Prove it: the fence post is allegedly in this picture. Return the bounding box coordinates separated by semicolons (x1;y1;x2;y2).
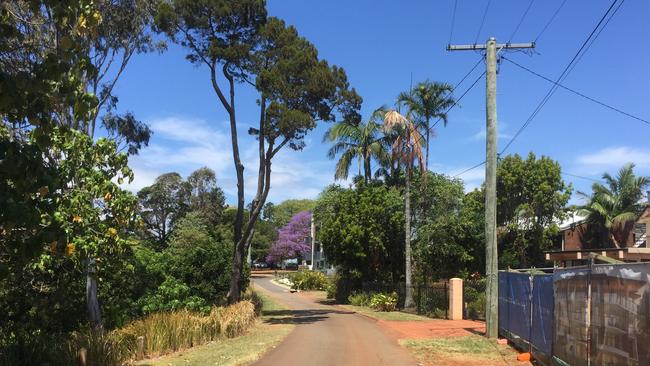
449;278;463;320
137;335;145;360
77;348;87;366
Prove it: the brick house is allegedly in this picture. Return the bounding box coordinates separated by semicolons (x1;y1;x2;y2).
547;205;650;265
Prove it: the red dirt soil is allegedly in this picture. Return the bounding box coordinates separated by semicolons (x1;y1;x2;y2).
377;318;486;339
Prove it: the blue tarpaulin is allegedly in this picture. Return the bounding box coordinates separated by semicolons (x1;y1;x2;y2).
531;275;554;355
498;271;554;356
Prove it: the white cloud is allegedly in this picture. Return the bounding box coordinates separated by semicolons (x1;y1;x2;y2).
576;147;650;168
125;116;233;192
150;116;228;148
467;121;511;141
445;165;485;192
125;115;339;203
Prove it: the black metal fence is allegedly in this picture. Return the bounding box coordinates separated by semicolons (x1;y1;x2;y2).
463;278;486;320
360;281;448;318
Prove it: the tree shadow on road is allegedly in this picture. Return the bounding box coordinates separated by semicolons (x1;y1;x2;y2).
263;308;355;325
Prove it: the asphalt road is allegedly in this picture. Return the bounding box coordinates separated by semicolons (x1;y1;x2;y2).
251;275;419;366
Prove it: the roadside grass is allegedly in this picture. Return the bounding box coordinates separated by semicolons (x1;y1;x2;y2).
340;305;431;321
400;334;521;366
137;291;294;366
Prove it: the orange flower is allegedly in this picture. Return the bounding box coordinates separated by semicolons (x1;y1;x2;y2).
104;192;112;201
72;215;82;223
66;243;75;256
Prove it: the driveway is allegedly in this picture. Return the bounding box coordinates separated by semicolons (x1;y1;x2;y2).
251;274;419;366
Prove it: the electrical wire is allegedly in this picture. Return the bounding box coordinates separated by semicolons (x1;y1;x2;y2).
563;0;624;79
535;0;568;42
453;160;486;178
562;172;604;183
502;56;649;126
448;0;458;45
474;0;492;45
508;0;536;43
431;69;486;130
500;0;623;155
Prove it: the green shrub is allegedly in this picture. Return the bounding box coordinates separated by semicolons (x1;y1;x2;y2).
326;282;336;299
369;292;398;312
139;276;211;315
289;270;329;291
467;293;486;320
348;292;372;306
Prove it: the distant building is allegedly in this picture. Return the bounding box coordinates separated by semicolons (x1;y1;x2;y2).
546;205;650;266
305;216;334;274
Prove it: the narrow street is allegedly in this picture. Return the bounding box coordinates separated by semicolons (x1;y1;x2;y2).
251;275;419;366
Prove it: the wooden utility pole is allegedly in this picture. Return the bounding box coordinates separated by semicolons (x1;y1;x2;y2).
447;38;534;338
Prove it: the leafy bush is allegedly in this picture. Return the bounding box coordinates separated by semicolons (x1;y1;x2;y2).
464;279;486;320
326;281;336;299
369;292;398;311
289;270;330;290
348;292;372;306
466;293;486;320
139;276;210;315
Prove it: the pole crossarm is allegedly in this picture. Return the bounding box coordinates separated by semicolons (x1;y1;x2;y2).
447;42;535;51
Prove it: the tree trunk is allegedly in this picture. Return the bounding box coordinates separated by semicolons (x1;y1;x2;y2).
86;258;102;328
364;156;371;184
222;68;246;305
404;159;414;309
425;118;430;173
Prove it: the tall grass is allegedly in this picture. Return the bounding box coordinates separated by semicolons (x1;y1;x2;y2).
1;300;258;366
116;300;256;359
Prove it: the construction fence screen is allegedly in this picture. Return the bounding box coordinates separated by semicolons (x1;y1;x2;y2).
498;271;554;357
554;262;650;366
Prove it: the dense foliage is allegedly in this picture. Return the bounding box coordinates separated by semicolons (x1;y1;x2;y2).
578;163;649;248
156;0;362;303
315;183;405;301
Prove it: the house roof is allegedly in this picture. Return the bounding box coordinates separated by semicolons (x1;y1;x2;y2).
557;211;588;231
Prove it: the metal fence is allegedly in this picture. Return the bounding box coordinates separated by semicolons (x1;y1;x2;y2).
463;278;486;320
361;281;448;318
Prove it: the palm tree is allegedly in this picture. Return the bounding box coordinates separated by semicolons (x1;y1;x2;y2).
578;163;650;248
397;81;455;172
383;109;424;308
324;108;387;184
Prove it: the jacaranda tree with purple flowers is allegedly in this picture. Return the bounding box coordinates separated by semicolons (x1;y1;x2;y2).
266;211;312;265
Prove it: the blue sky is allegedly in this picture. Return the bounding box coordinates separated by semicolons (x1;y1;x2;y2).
109;0;650;205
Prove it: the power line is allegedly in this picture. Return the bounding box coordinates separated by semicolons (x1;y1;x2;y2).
452;57;483;92
502;56;650;126
474;0;492;45
453;160;486;178
448;0;458;45
500;0;623;155
508;0;536;43
431;69;486;130
562;172;604;183
535;0;568;42
564;0;624;79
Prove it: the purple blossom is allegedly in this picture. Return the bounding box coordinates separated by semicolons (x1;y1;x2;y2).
266;211;312;263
